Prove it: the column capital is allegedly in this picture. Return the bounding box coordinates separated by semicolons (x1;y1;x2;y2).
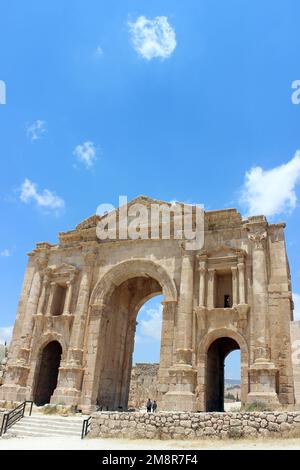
161;300;177;306
207;268;216;279
197;258;207;273
82;249;97;266
35;255;49;271
42;274;50;286
178;241;196;258
248;230;267;250
196;251;207;261
231;265;238;277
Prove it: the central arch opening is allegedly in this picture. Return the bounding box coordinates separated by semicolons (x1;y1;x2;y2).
96;276;164;411
206;337;240;412
34;341;62;406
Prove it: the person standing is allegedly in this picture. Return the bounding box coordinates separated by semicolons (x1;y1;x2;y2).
152;400;157;413
146;398;152;413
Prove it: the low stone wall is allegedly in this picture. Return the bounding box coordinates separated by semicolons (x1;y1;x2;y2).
90;411;300;440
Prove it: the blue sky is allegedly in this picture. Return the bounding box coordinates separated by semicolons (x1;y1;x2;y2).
1;1;300;380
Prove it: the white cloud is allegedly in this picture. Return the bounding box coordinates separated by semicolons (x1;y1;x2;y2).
240;152;300;217
0;249;11;257
26;120;46;141
73;141;97;169
128;16;176;60
140;304;162;341
293;293;300;321
20;178;65;210
96;46;103;56
0;326;13;345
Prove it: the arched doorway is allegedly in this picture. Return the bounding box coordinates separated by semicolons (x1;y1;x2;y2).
128;294;164;409
34;341;62;406
96;276;163;411
86;259;177;412
206;337;240;412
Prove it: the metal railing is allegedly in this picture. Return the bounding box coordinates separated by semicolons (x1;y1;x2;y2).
81;416;92;439
0;400;33;436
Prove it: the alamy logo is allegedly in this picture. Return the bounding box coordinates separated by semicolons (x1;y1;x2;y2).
96;196;205;251
0;80;6;105
291;80;300;105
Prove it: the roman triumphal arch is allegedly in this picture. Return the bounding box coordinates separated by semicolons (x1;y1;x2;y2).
0;196;297;412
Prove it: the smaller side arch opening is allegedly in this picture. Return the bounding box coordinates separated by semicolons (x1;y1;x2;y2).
206;337;240;412
34;341;62;406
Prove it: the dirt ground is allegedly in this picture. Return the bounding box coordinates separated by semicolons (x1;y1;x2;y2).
0;435;300;450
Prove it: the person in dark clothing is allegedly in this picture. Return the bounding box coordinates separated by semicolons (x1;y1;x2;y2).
146;398;152;413
152;400;157;412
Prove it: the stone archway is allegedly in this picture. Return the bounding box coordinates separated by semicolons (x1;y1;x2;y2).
34;341;62;406
81;259;177;411
90;258;178;305
206;337;240;411
197;329;249;411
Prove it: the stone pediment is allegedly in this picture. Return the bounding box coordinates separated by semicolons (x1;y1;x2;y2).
46;263;78;279
207;246;246;259
75;196;187;231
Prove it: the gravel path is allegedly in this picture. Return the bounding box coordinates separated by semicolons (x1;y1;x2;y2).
0;436;300;450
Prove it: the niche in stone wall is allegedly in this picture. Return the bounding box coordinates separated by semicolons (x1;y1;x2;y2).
51;284;67;316
215;271;233;308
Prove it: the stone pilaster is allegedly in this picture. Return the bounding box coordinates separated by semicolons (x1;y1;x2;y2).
67;251;96;365
197;255;207;307
36;274;49;315
246;221;279;405
207;268;216;309
162;249;197;412
46;282;56;316
237;256;246;304
63;276;74;315
231;266;238;306
157;300;177;394
80;303;110;412
175;251;195;351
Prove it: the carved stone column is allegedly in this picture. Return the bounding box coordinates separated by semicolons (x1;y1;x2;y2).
21;256;48;352
162;249;197;412
36;274;49;315
231;266;238;306
157;300;177;394
63;276;74;315
207;268;216;309
175;251;195;353
246;221;279;405
197;255;207;307
67;251;96;365
46;282;56;316
248;228;269;361
80;303;110;412
237;256;246;304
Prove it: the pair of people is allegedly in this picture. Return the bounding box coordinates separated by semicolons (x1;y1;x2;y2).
146;398;157;413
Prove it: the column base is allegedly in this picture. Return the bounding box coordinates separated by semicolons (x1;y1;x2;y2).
248;361;280;407
247;392;280;407
161;360;197;412
162;390;197;412
0;384;29;403
51;364;84;407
